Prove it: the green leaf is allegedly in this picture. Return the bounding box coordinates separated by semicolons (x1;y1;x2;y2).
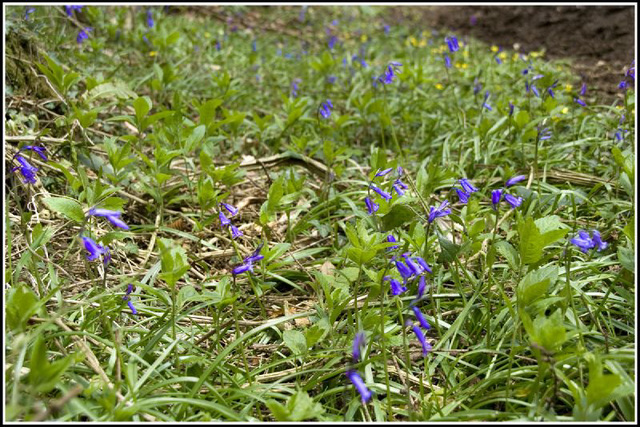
437;233;460;263
380;204;414;231
617;246;635;272
517;264;558;307
305;317;330;348
6;285;39;331
494;240;519;270
529;309;566;353
514;110;530;130
84;81;137;103
42;197;85;223
133;96;152;125
184;125;206;153
283;330;307;356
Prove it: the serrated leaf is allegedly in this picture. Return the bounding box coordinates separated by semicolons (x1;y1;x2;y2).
42;197;85;223
494;240;519;269
84;81;137;103
517;264;558;307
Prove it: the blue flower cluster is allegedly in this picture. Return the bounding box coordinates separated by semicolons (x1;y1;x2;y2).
219;202;242;239
364;166;406;215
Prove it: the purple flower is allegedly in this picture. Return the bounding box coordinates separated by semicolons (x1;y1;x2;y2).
230;224;243;239
385;275;407;295
232;244;264;275
591;230;608;251
371;185;392;202
618;80;627;90
383;24;390;34
386;234;399;251
504;193;523;209
375;168;393;177
25;7;36;20
414;257;432;274
411;306;431;330
491;189;503;209
470;15;477;25
328;35;338;50
428;200;451;223
459;178;478;194
570;230;596;253
417;275;427;299
216;40;221;51
81;236;108;262
352;332;366;362
12;156;39;184
482;92;493;111
456;189;470;204
291;78;301;98
77;27;91;44
219;211;231;227
393;258;412;281
505;175;526;187
509;102;515;116
538;127;552;141
146;8;154;28
444;54;452;69
531;84;540;97
127;300;137;315
626;60;635;80
580;82;587;96
574;98;587;107
20;145;48;161
220;202;239;216
346;370;372;403
364;197;379;215
88;208;130;230
64;5;83;17
402;253;423;276
445;35;459;53
327;75;337;84
319;99;333;119
411;325;432;356
473;78;482;96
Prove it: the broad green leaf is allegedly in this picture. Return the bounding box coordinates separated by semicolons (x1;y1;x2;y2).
517;264;558;307
42;197;85;223
283;330;307;356
381;203;414;231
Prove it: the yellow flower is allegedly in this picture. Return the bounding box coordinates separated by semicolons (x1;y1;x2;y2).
361;34;368;43
562;107;569;114
204;32;211;38
564;84;573;92
410;36;418;47
498;52;508;61
491;45;499;53
418;39;426;47
431;48;440;55
149;51;157;57
530;51;544;58
463;49;469;58
435;83;444;90
512;53;520;61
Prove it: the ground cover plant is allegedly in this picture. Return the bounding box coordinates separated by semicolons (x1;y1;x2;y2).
4;5;636;422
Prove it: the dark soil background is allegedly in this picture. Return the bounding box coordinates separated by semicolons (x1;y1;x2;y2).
410;5;635;102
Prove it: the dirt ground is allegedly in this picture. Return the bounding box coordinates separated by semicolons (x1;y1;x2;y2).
407;5;635;102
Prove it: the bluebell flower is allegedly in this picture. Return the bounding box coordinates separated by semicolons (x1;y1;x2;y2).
417;275;427;299
618;81;627;90
291;78;301;98
385;275;407;296
412;306;431;330
504;193;523;209
445;35;459;53
570;230;595;253
219;211;231;227
505;175;526;187
81;236;109;263
626;60;635;80
509;102;515;116
393;258;412;282
491;189;503;209
375;168;393;177
531;84;540;97
146;8;154;28
346;370;372;403
574;98;587;107
319;99;333;119
456;189;470;204
459;178;478;194
20;145;48;161
392;181;406;196
402;253;423;276
482;91;493;111
444;54;452;69
414;256;432;274
386;234;399;251
411;325;432;356
364;197;379;215
252;39;257;52
473;78;482;96
25;7;36;20
12;155;39;184
371;185;392;201
383;24;390;34
64;5;83;17
591;230;608;251
88;208;130;230
379;62;403;85
538;127;552;141
396;166;404;176
216;40;221;51
220;202;239;216
232;244;264;275
328;35;338;50
580;82;587;96
77;27;91;44
428;200;451;223
122;284;137;314
327;75;337;84
127;300;137;315
230;224;243;239
352;332;366;362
